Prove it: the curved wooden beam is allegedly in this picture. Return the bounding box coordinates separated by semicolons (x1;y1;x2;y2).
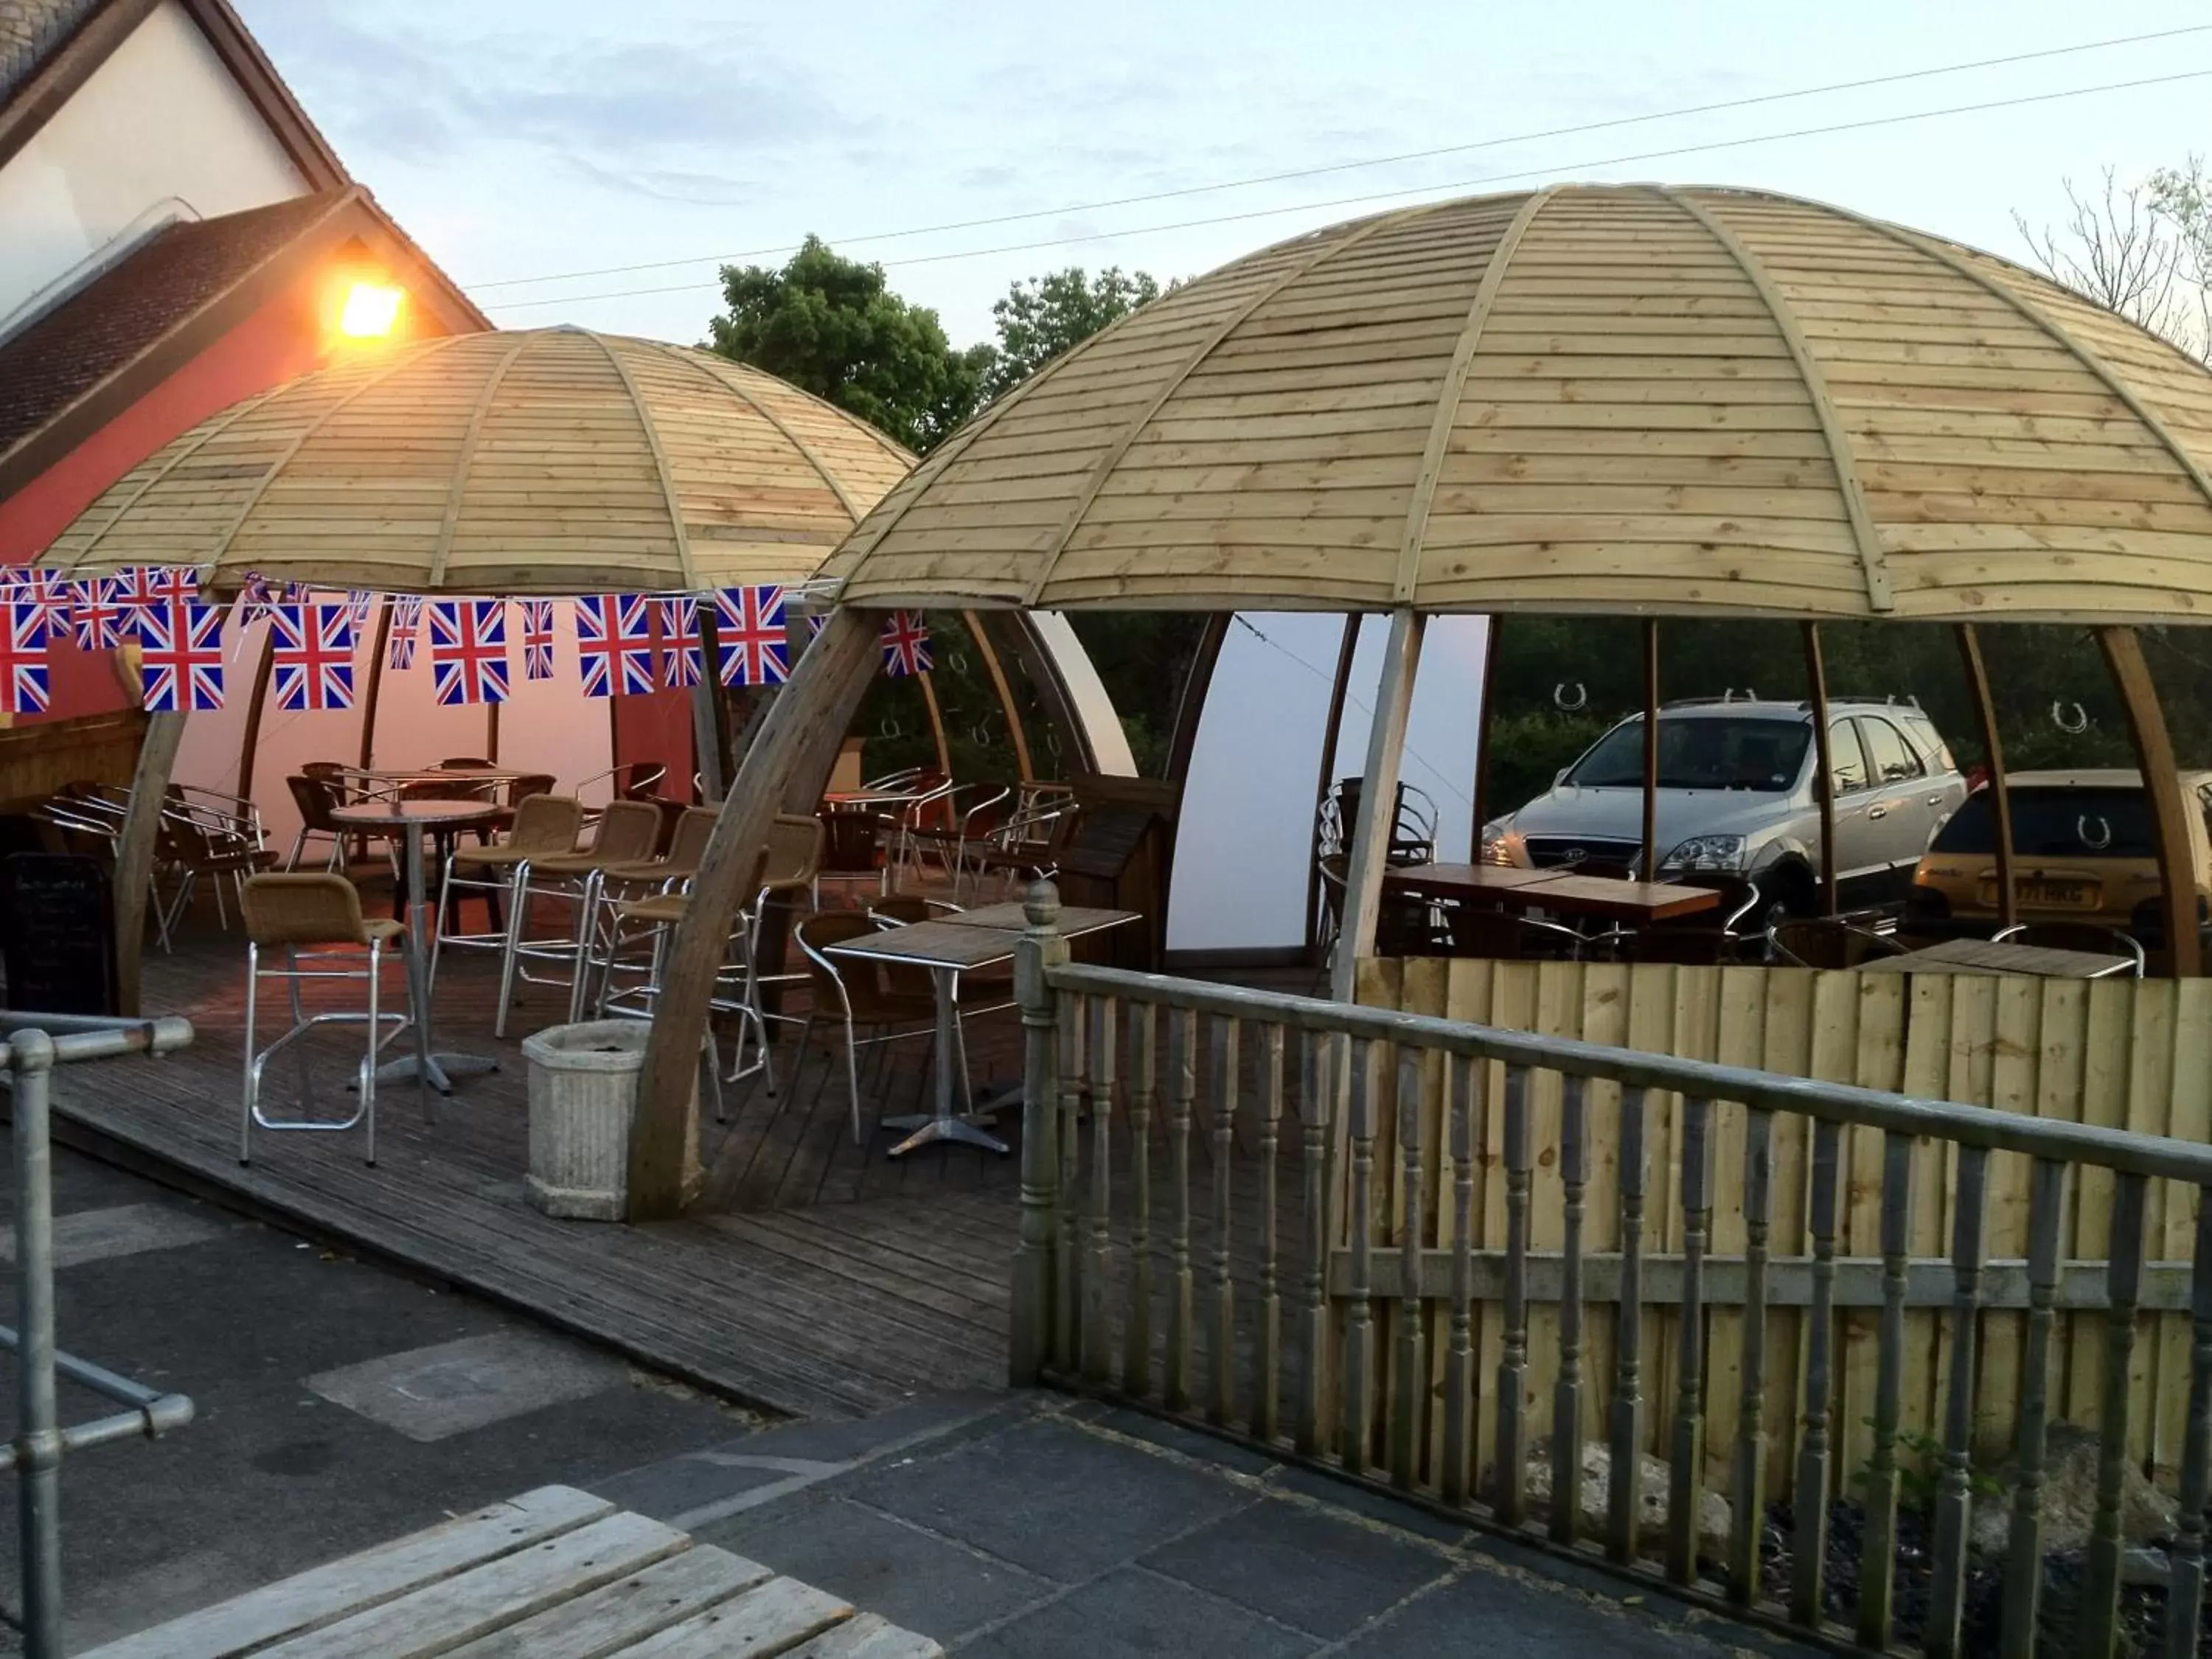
1315;613;1361;947
1020;206;1430;606
358;599;394;769
1392;187;1558;602
112;712;184;1015
629;607;882;1215
427;333;532;589
588;333;699;592
964;611;1033;781
234;621;277;801
1333;608;1425;999
668;351;872;524
2096;626;2199;975
1952;625;2015;929
1165;613;1232;787
1663;189;1893;613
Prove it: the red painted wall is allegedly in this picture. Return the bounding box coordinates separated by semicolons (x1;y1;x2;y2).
610;686;695;799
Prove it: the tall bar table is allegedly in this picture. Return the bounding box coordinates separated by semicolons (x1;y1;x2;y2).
330;799;505;1094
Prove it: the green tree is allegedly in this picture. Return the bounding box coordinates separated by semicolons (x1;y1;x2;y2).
705;235;992;453
982;266;1164;400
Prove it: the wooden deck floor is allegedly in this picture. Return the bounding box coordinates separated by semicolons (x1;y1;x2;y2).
47;922;1026;1422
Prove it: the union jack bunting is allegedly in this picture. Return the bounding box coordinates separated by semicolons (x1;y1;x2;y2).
70;577;127;650
574;594;654;698
522;599;556;681
139;599;224;712
0;602;49;716
879;610;932;678
347;591;376;630
235;574;275;628
112;566;196;638
11;570;72;638
657;596;702;689
429;599;507;706
387;594;422;669
714;585;788;687
270;602;357;712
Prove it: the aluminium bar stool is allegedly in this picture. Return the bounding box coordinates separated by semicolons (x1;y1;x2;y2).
431;793;584;999
240;874;417;1166
579;805;720;1015
495;799;662;1034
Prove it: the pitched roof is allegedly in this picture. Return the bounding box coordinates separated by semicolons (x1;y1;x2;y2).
0;0;345;186
0;0;102;105
0;187;490;497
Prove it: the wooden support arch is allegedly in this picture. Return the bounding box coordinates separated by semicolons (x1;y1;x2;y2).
2096;626;2200;977
1312;615;1362;950
964;611;1033;781
1802;622;1838;918
1331;608;1425;1001
629;607;883;1215
1952;625;2016;930
112;711;185;1015
1165;613;1231;787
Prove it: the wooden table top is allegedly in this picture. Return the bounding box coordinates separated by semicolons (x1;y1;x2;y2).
825;919;1026;970
1858;937;2137;979
1384;863;1720;923
330;799;505;830
937;902;1133;934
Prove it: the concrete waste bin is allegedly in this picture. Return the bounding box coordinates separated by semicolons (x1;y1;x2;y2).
521;1020;699;1219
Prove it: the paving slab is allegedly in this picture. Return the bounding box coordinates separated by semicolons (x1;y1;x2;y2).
306;1329;627;1441
959;1567;1316;1659
0;1201;223;1267
1142;1496;1454;1638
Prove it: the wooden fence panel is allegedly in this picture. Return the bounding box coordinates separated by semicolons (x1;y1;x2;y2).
1356;959;2212;1498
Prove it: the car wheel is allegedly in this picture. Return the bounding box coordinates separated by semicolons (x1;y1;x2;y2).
1754;868;1814;933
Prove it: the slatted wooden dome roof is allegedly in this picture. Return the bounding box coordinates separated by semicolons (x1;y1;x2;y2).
41;327;914;594
824;184;2212;622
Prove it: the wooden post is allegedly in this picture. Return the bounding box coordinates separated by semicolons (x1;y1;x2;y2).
2096;626;2200;976
1331;608;1425;1001
1953;624;2015;928
916;671;952;778
112;712;186;1016
234;623;277;802
1802;622;1838;917
1308;614;1361;959
689;681;725;803
1641;617;1660;882
1011;880;1068;1384
357;599;394;769
1467;613;1500;859
628;607;882;1214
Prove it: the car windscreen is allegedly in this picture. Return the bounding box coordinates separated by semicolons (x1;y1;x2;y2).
1563;716;1811;792
1929;787;2157;858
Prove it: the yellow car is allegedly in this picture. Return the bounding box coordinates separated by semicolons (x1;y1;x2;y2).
1907;768;2212;946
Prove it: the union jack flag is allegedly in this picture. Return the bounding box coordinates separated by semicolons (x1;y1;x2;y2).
235;574;275;628
271;602;357;712
139;599;224;712
714;585;788;686
658;596;702;689
387;595;422;669
429;599;507;706
113;567;198;639
522;599;556;681
71;577;128;650
8;570;73;638
879;610;932;678
575;594;654;698
0;602;49;716
347;591;376;630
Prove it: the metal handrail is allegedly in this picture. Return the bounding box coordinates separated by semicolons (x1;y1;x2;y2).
0;1012;195;1658
1042;958;2212;1184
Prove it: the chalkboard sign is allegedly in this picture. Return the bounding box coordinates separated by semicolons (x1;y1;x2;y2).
0;854;118;1017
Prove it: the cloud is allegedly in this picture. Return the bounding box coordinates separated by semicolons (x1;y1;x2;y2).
242;1;872;184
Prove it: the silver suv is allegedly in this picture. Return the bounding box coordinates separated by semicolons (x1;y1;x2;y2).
1478;696;1968;916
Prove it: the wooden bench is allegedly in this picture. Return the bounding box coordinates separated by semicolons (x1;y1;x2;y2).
81;1484;942;1659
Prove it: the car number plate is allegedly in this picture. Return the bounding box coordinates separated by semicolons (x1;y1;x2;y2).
2016;879;2093;908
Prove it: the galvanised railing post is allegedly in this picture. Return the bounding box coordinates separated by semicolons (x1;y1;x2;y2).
12;1029;61;1659
1011;881;1069;1386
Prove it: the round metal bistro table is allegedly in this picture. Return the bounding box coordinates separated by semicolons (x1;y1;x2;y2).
330;799;506;1094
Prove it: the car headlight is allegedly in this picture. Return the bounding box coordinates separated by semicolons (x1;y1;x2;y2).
1478;822;1518;867
1660;834;1747;872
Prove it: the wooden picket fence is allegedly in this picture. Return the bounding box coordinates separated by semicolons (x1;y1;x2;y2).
1357;956;2212;1489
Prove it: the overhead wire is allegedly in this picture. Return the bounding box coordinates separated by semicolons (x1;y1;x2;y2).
465;23;2210;292
479;63;2212;313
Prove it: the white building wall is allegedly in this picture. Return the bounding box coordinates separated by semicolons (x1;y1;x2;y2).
0;0;306;325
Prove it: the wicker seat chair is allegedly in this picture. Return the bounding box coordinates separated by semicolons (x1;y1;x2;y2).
240;874;417;1166
495;800;661;1034
431;793;585;990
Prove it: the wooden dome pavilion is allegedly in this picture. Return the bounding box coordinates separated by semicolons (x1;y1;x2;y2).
630;184;2212;1211
42;326;913;595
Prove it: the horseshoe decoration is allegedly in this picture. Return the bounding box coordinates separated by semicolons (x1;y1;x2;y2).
2079;813;2113;852
2051;701;2089;735
948;651;970;675
1045;729;1063;759
879;717;904;740
1553;682;1587;712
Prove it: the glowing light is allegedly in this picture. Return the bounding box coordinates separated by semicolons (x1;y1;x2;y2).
337;282;404;338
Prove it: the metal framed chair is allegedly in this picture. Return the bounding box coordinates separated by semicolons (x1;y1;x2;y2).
793;910;948;1141
431;793;585;993
1766;918;1907;969
495;800;662;1034
1993;921;2147;975
582;806;722;1013
1435;907;1585;961
240;874;416;1166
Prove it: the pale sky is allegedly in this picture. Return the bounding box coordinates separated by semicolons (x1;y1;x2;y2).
237;1;2212;350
